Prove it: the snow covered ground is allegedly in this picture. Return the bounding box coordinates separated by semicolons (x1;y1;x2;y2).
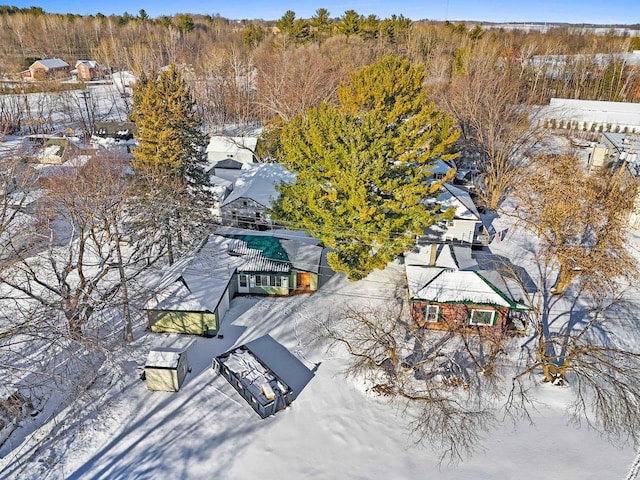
0;245;636;479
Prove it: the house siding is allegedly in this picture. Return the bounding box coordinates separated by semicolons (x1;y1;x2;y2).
148;310;217;336
221;197;269;229
411;301;509;331
443;219;477;243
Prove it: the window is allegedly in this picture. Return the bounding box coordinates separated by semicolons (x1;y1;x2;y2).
243;200;248;207
253;275;285;287
468;309;496;326
239;275;247;287
423;305;440;323
446;220;455;227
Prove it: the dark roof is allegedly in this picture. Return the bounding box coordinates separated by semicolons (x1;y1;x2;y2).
213;158;243;170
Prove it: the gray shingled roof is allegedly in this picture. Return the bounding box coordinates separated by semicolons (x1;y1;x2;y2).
34;58;69;69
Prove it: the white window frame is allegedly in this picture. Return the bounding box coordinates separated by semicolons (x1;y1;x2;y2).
423;304;440;323
239;274;247;288
468;309;496;326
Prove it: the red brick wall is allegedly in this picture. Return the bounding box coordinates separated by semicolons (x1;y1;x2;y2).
411;301;509;331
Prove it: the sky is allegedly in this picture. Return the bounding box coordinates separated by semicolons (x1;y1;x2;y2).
8;0;640;25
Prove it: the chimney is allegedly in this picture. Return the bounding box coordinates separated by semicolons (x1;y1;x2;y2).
428;244;438;266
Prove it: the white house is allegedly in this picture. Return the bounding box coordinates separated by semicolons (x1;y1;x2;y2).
206;136;258;166
219;163;294;229
419;183;487;245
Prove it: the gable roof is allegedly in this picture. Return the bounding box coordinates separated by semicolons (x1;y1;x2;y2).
211;158;244;170
145;230;323;312
221;163;295;208
405;244;528;310
206;136;258;155
33;58;69;69
76;60;98;68
421;183;481;221
440;183;481;221
145;235;245;313
429;158;456;177
409;269;518;308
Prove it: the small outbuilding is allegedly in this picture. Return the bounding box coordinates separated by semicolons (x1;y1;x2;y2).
213;345;293;418
144;348;190;392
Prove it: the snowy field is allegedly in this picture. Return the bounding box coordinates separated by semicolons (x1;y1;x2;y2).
0;236;637;479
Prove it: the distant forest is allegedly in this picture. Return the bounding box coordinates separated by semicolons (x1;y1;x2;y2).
1;5;639;130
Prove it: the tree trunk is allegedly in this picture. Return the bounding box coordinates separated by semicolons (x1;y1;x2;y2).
550;264;578;295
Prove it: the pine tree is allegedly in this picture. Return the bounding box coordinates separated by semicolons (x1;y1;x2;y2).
272;55;459;280
130;64;208;193
130;64;211;265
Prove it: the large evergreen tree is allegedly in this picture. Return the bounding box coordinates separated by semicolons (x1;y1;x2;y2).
272;55;459;280
130;64;208;192
130;64;211;265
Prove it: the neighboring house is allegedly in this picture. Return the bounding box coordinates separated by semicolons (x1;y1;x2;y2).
588;132;639;172
586;132;640;228
94;121;137;140
143;229;324;336
208;173;234;213
219;163;295;229
74;60;105;81
24;135;72;164
419;183;489;246
429;158;456;181
28;58;70;80
110;71;137;94
405;244;530;333
206;136;258;165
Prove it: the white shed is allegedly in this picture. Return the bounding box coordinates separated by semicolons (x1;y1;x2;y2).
144;348;190;392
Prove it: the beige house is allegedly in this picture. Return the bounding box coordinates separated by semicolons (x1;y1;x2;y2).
28;58;70;79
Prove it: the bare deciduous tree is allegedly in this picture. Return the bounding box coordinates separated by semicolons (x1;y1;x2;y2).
0;156;149;337
317;301;510;462
510;153;638;296
440;39;545;211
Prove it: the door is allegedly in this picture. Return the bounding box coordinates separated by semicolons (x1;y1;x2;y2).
296;272;311;291
238;274;249;293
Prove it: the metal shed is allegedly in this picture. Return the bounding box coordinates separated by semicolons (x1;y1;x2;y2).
144;348;190;392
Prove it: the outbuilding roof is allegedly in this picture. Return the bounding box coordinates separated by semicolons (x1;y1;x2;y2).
33;58;69;69
146;348;184;368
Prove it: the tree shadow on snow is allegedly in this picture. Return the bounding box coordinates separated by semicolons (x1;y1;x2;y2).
245;334;316;402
